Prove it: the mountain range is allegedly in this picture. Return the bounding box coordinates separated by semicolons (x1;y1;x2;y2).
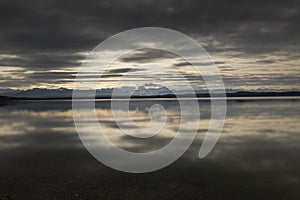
0;87;299;99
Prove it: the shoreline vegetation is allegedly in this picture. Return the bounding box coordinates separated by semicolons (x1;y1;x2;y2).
1;91;300;101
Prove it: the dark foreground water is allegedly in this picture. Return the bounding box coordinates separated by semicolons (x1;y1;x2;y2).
0;99;299;200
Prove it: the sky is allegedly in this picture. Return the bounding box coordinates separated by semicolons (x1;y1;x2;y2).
0;0;299;91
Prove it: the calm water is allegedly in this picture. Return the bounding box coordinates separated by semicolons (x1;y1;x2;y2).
0;99;299;199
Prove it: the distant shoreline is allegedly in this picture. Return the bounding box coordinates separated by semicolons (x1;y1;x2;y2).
1;91;300;101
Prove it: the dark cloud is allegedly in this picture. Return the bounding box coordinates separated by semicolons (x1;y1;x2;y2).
0;53;85;70
119;48;177;63
0;0;299;89
174;61;225;67
1;0;298;54
107;68;145;73
254;60;277;64
27;71;75;80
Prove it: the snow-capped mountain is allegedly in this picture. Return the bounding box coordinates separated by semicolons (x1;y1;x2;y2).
0;86;173;98
0;87;298;98
2;88;73;98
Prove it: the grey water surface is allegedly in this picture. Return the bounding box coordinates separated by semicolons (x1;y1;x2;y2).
0;99;299;200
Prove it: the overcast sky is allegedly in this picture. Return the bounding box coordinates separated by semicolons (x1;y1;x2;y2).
0;0;299;90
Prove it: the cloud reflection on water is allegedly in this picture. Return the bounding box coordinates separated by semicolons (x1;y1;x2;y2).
0;100;299;199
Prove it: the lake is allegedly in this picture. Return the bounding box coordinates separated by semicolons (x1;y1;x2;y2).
0;99;299;199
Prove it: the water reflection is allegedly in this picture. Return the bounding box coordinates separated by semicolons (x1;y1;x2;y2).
0;100;299;199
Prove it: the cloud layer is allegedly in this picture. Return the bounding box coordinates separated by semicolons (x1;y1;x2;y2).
0;0;299;90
